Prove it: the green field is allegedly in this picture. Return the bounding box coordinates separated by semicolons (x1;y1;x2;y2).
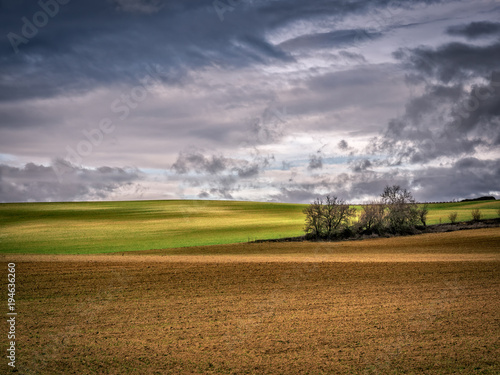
1;199;499;254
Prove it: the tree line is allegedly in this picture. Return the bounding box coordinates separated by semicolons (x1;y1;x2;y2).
303;185;498;240
303;185;429;239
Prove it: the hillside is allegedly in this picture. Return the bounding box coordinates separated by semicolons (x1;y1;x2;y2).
1;199;499;254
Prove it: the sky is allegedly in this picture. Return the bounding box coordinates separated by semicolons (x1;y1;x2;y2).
1;0;499;203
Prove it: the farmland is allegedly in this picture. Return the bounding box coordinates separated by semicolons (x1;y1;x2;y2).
1;228;499;374
1;199;499;374
1;199;499;254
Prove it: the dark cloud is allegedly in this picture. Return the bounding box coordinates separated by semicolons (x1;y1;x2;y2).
0;161;142;202
269;169;410;203
0;0;288;102
338;140;349;150
1;0;497;204
170;148;274;199
236;163;260;178
197;191;210;198
256;0;451;29
111;0;165;14
171;149;272;178
371;34;500;166
308;154;323;170
239;34;294;63
350;159;372;172
337;50;366;64
394;41;500;83
412;158;500;202
447;21;500;39
172;151;229;175
0;0;455;103
270;157;500;204
278;29;382;51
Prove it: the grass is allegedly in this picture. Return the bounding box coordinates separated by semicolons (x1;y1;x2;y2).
0;200;304;254
2;229;499;374
425;200;500;224
1;199;499;254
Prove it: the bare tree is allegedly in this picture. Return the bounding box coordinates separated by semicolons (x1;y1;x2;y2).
448;212;458;224
358;200;386;234
471;209;481;221
322;195;356;238
304;186;435;239
380;185;419;233
303;195;356;239
303;198;324;237
418;203;429;227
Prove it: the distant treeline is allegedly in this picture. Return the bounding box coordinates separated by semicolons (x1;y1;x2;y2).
461;196;496;202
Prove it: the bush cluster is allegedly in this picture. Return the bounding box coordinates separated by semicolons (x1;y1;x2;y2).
303;185;428;240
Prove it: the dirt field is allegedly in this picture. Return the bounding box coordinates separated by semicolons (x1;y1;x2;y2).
1;229;499;374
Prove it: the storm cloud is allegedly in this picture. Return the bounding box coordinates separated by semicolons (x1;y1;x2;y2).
447;21;500;39
0;161;142;202
1;0;499;203
369;32;500;164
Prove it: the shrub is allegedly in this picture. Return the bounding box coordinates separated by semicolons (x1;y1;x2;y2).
448;212;458;224
338;226;355;239
471;209;481;221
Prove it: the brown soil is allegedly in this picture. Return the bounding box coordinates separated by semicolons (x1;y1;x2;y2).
1;229;499;374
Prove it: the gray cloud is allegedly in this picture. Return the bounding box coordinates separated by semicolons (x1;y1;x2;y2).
236;163;260;178
447;21;500;39
370;33;500;166
308;154;323;170
172;151;229;175
338;140;349;150
269;188;321;204
0;0;457;103
278;29;382;51
412;157;500;202
350;159;372;172
1;0;497;204
394;40;500;84
245;103;289;146
0;161;142;202
269;169;411;203
170;148;274;199
271;156;500;203
112;0;165;14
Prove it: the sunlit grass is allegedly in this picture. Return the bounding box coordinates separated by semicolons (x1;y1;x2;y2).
1;199;499;254
425;200;500;224
0;200;306;254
